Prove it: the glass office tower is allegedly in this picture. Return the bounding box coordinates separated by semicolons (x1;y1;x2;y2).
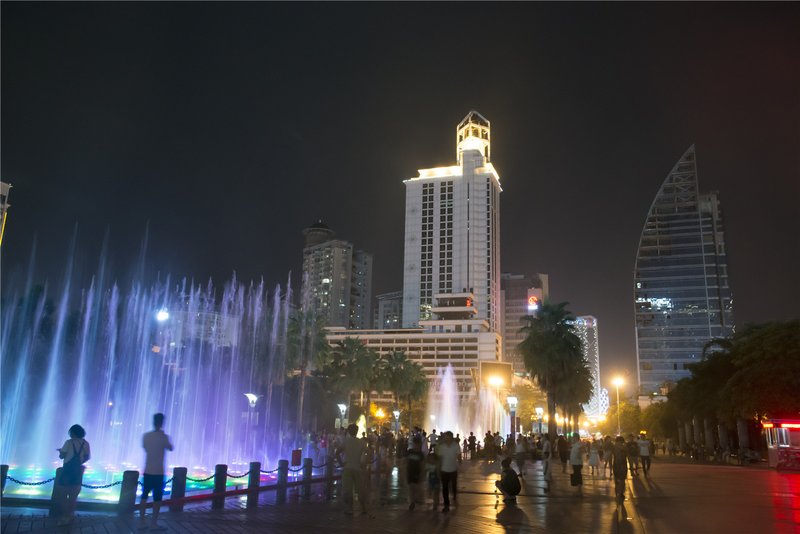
634;146;734;395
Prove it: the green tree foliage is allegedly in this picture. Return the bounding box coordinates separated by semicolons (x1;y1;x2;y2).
518;301;590;441
598;400;642;437
509;382;547;432
640;401;674;439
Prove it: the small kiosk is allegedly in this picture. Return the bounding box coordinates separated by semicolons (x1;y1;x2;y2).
762;419;800;471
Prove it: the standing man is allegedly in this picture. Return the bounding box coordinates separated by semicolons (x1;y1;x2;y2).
569;434;584;497
139;413;173;531
437;431;462;513
637;433;652;475
336;423;369;516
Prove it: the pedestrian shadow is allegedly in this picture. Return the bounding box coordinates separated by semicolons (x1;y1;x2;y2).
611;502;636;534
495;502;530;533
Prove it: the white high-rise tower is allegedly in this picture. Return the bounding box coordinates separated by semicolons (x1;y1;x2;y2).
402;111;502;331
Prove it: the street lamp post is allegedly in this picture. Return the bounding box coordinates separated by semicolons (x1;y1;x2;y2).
393;409;400;435
337;403;347;430
612;377;624;436
507;396;518;441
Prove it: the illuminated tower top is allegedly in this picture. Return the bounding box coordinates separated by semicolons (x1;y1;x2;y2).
456;110;490;164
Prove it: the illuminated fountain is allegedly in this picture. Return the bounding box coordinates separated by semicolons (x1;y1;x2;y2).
1;251;295;500
425;364;508;439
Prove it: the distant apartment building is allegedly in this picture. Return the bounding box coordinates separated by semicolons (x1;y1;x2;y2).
634;146;734;396
499;272;549;374
301;221;373;329
375;291;403;329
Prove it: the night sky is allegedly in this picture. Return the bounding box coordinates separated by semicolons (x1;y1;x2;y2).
2;3;799;394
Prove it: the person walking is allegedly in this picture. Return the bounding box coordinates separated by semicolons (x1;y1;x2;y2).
468;432;477;460
495;457;522;504
425;450;441;510
588;439;600;476
541;433;553;494
637;433;652;475
405;435;425;510
56;424;91;526
569;434;584;497
603;435;614;478
336;423;370;516
437;431;461;512
610;436;629;504
514;435;527;477
139;413;174;531
626;434;639;475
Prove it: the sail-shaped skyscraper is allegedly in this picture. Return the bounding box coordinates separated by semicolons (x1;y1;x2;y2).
634;146;734;397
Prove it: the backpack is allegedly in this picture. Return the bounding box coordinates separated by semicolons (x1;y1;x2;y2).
60;440;86;486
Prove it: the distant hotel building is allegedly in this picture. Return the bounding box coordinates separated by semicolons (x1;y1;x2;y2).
301;221;373;329
374;291;403;329
402;111;502;332
634;146;734;396
499;273;549;374
571;316;608;418
327;293;502;402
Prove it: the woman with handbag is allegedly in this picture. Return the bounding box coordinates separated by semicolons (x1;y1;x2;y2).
569;434;584;497
57;424;91;526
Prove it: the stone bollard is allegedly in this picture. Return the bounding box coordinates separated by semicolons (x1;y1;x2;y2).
324;458;334;500
212;464;227;510
246;461;261;509
49;467;64;517
302;458;313;500
169;467;187;512
1;464;8;497
117;470;139;517
276;459;288;504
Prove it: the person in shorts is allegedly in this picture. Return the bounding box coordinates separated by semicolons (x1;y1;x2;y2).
139;413;174;531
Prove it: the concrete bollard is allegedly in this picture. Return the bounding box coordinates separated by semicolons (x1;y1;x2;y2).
324;458;334;500
117;470;139;516
169;467;187;512
276;459;288;504
1;464;8;497
49;467;64;517
212;464;227;510
302;458;313;500
246;461;261;509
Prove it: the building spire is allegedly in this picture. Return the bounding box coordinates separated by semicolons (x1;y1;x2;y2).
456;110;490;164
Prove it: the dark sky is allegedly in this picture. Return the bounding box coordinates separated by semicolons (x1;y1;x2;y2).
3;3;799;394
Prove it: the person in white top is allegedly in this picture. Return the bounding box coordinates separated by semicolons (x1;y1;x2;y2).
57;424;91;525
569;434;585;496
437;431;462;512
637;433;652;475
139;413;174;531
541;434;553;493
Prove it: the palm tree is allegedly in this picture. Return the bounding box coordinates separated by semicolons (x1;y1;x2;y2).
556;358;593;434
287;310;330;437
518;301;584;442
385;351;429;429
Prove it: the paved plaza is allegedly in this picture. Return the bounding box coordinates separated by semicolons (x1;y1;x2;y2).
2;457;798;533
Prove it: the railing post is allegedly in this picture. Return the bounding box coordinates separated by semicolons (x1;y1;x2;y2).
49;467;64;517
212;464;227;510
117;470;139;517
324;459;334;500
169;467;187;512
302;458;313;500
246;461;261;509
1;464;8;497
276;459;288;504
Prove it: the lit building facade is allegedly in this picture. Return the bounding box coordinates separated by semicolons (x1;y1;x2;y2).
634;146;734;396
570;316;608;418
375;291;403;329
402;111;502;332
301;221;373;329
499;272;549;374
327;293;502;403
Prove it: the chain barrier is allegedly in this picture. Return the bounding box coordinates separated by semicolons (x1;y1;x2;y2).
260;468;279;474
312;461;330;469
6;476;56;486
226;470;251;479
185;474;216;483
287;466;304;473
81;480;123;489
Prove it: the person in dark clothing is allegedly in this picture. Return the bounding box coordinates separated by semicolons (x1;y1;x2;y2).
610;436;629;504
406;436;425;510
495;457;521;503
557;435;569;473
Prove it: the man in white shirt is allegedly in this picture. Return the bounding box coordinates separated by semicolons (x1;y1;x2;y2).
637;433;652;475
139;413;174;531
437;431;462;512
336;423;369;515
